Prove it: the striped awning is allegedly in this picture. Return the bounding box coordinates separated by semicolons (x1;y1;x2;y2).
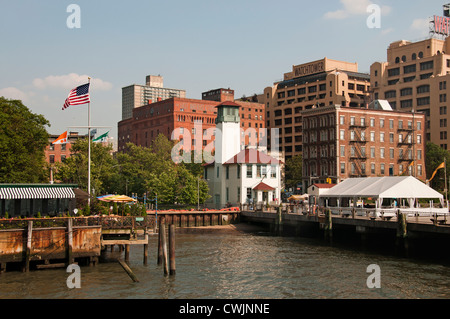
0;187;76;200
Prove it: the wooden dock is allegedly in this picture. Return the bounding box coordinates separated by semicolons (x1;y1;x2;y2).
0;211;240;273
241;210;450;256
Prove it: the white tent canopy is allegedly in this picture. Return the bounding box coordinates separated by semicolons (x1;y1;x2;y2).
324;176;443;202
323;176;447;217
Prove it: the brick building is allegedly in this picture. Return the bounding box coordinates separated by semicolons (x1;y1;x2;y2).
117;89;265;153
262;58;371;160
45;132;88;165
301;101;426;190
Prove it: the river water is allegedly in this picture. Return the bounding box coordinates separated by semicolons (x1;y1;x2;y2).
0;224;449;299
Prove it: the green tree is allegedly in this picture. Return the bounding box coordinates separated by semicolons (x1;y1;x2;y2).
425;142;450;193
55;138;118;196
284;155;303;192
0;97;50;182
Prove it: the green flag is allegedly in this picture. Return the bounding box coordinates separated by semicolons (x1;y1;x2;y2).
93;131;109;142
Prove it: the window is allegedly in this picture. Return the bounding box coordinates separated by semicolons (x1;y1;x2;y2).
385;91;396;99
340;146;345;157
417;85;430;94
340;130;345;140
390;133;394;143
237;165;241;179
340;163;346;174
420;61;433;71
217;166;220;178
380;164;385;175
380;132;385;142
49;155;55;164
371;147;375;158
388;68;400;76
417;97;430;106
389;119;394;129
371;163;376;174
246;165;253;178
390;148;394;159
400;88;413;96
380;148;385;158
404;64;416;74
340;116;345;125
380;119;385;128
370;132;375;142
271;165;277;178
370;118;375;127
226;166;229;179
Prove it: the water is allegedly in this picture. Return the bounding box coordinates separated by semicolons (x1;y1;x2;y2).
0;224;449;299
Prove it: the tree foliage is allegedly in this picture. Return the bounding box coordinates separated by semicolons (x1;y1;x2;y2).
56;133;210;205
0;97;50;183
284;154;303;191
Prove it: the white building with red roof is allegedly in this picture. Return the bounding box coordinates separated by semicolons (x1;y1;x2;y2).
204;101;282;208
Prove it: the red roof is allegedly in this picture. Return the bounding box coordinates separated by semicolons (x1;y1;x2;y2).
223;149;282;165
253;182;275;191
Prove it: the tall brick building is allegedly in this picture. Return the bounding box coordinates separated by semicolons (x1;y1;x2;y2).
117;88;265;153
262;58;371;160
301;101;426;190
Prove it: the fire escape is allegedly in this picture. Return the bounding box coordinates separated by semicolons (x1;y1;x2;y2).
397;123;415;174
349;121;368;177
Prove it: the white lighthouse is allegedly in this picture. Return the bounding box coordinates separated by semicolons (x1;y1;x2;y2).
204;101;282;209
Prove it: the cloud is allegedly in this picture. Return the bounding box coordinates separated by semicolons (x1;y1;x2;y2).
410;18;431;36
32;73;113;91
0;87;31;103
324;0;391;20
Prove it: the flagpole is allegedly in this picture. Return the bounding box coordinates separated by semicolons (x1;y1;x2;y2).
88;77;91;206
445;157;448;205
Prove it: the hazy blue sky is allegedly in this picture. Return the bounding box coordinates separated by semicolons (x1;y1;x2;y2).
0;0;447;142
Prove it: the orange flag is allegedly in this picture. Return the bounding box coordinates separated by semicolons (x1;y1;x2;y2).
52;131;68;145
429;162;445;182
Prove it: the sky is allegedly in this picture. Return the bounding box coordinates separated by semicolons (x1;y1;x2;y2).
0;0;447;144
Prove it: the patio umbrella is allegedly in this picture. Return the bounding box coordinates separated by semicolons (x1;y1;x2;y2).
97;194;137;202
105;195;137;203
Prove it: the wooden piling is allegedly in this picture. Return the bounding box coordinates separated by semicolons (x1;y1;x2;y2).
125;245;130;263
67;218;74;265
324;209;333;242
169;224;176;276
161;223;169;276
24;221;33;272
143;227;148;265
117;259;139;282
157;219;163;265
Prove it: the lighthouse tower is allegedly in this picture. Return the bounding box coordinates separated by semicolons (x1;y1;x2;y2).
214;101;242;164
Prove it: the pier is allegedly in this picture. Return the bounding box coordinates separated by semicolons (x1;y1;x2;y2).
241;209;450;256
0;210;240;273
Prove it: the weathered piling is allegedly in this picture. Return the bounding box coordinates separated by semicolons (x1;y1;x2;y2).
324;209;333;242
169;224;176;276
67;218;74;265
143;227;148;265
157;218;164;265
117;259;139;282
161;223;169;276
24;221;33;272
396;212;409;255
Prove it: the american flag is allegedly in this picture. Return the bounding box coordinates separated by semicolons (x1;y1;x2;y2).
62;83;90;110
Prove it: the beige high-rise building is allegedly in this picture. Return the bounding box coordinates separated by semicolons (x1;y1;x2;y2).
122;75;186;120
263;58;371;160
371;37;450;149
